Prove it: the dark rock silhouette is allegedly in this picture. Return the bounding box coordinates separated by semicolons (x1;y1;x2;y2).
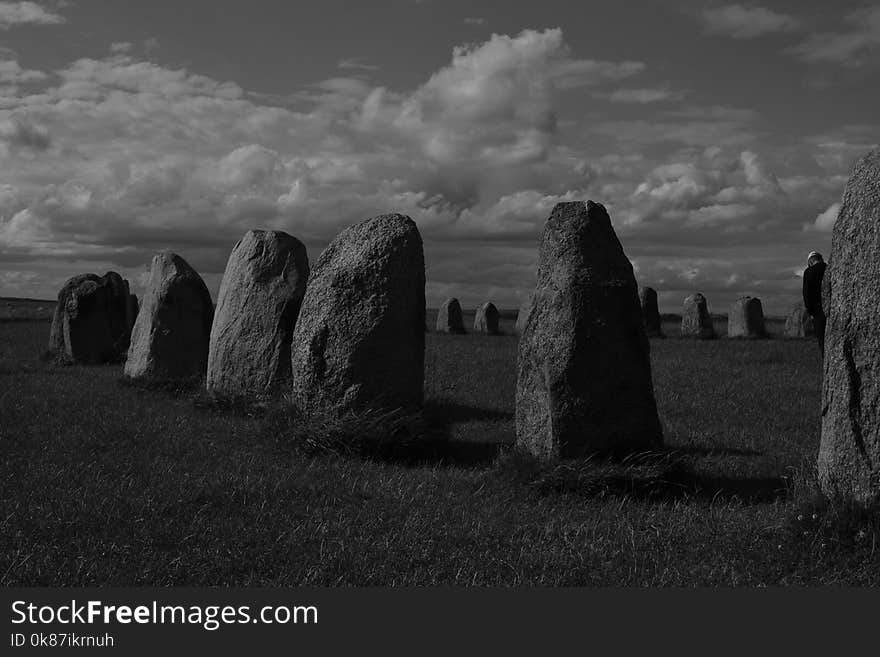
207;230;309;397
727;296;767;338
290;214;425;414
436;297;465;334
125;251;214;380
474;301;500;335
681;293;715;339
818;148;880;505
516;201;663;460
638;286;664;338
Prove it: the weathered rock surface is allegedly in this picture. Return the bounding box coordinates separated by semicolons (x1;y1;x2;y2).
474;302;500;334
681;293;715;339
784;303;814;338
515;294;534;335
124;251;214;380
727;296;767;338
48;271;134;363
818;148;880;505
436;297;465;334
639;286;664;338
515;201;663;459
207;230;309;397
290;214;425;413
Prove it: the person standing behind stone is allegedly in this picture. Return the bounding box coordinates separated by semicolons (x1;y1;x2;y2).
802;251;827;354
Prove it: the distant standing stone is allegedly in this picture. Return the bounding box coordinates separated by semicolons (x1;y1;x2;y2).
818;148;880;505
436;297;465;334
207;230;309;397
515;294;534;335
124;251;214;380
639;286;664;338
290;214;425;414
681;293;715;339
48;271;134;363
784;303;814;338
727;296;767;338
474;302;500;334
516;201;663;459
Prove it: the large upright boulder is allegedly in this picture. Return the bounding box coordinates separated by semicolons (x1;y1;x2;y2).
638;286;664;338
784;303;814;338
124;251;214;380
474;302;500;335
48;271;134;363
290;214;425;414
515;294;534;335
681;293;715;339
818;149;880;505
516;201;663;459
207;230;309;397
436;297;465;334
728;296;767;338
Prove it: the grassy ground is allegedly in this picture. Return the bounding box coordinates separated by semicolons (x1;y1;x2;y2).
2;319;877;586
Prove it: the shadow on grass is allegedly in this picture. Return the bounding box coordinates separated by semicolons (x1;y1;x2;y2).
493;450;789;504
669;445;763;458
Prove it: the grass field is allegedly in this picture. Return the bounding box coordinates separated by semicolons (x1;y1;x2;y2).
2;317;878;586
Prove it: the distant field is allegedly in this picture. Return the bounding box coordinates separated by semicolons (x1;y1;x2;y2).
0;297;55;321
2;318;875;586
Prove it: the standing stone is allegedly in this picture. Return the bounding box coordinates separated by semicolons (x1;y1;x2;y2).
125;293;139;336
436;297;465;334
639;286;664;338
515;294;534;335
47;272;134;363
474;302;500;335
124;251;214;380
818;148;880;505
784;303;814;338
727;296;767;338
516;201;663;459
206;230;309;397
681;293;715;339
290;214;425;414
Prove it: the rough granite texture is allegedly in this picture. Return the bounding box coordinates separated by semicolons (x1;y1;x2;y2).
207;230;309;397
436;297;465;334
727;296;767;338
638;286;664;338
784;302;814;338
680;293;715;339
473;301;500;334
818;148;880;505
515;201;663;460
124;251;214;380
48;271;134;363
290;214;425;414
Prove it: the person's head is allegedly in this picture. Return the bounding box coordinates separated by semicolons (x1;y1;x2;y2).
808;251;824;267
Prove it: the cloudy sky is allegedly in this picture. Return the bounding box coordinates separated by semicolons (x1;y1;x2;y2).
0;0;876;314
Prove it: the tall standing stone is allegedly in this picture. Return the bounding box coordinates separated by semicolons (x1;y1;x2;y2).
290;214;425;414
47;271;134;363
436;297;465;334
474;302;500;335
124;251;214;380
727;296;767;338
515;294;534;335
784;303;814;338
207;230;309;397
516;201;663;459
818;149;880;505
681;293;715;339
638;286;664;338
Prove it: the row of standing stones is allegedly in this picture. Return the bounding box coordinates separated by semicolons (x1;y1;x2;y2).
44;149;880;505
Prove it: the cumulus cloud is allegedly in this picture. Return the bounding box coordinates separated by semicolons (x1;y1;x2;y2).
0;1;64;29
701;4;800;39
811;202;840;232
788;6;880;66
